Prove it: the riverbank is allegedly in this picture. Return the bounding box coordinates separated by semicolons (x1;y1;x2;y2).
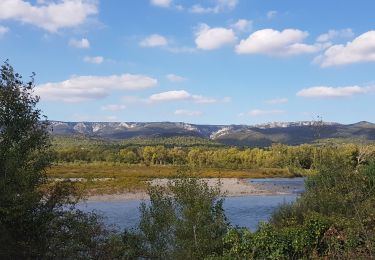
85;178;294;201
48;164;310;195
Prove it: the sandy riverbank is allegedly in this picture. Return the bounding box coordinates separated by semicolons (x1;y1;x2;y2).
86;178;291;201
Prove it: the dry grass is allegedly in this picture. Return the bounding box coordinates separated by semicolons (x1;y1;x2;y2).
46;163;299;195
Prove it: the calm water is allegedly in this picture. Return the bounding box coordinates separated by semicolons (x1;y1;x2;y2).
249;177;306;194
78;178;305;231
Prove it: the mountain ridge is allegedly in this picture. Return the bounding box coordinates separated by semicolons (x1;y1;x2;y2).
50;120;375;146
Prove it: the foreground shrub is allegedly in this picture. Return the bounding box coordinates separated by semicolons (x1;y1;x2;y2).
124;175;229;259
219;149;375;259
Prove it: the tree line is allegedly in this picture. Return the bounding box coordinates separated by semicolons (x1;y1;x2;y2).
54;141;375;171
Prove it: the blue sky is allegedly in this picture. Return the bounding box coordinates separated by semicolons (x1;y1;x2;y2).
0;0;374;125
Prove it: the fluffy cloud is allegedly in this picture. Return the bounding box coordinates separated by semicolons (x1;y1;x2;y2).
195;24;237;50
190;0;238;14
69;38;90;48
150;0;172;8
0;25;9;35
297;85;371;98
174;109;202;116
231;19;252;32
0;0;98;32
166;74;187;83
236;29;322;56
149;90;217;103
265;98;288;104
247;109;285;116
316;28;354;42
314;31;375;67
36;74;158;102
101;104;127;112
140;34;168;47
83;56;104;64
149;90;191;102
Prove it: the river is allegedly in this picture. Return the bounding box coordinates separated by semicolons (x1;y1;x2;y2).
78;177;305;231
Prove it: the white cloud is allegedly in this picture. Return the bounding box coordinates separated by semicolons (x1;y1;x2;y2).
140;34;168;48
174;109;202;116
316;28;354;43
248;109;285;116
166;74;187;83
150;0;172;8
139;35;195;53
236;29;322;56
69;38;90;48
0;0;98;32
149;90;218;103
231;19;252;32
265;98;288;104
267;10;277;19
314;31;375;67
36;74;158;102
0;25;9;35
190;0;238;14
150;0;184;11
149;90;191;102
195;23;237;50
83;56;104;64
101;104;127;112
297;85;371;98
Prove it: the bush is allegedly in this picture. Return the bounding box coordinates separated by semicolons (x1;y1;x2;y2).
124;174;229;259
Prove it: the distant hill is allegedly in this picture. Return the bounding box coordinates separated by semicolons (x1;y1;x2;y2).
50;121;375;147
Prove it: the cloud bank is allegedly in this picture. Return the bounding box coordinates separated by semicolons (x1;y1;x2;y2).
36;74;158;102
0;0;98;32
297;85;371;97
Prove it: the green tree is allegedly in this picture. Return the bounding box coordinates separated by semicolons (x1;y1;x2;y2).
0;61;55;257
172;177;228;259
125;173;229;259
0;62;122;259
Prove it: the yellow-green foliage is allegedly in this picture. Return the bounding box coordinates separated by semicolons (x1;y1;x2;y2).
53;137;375;172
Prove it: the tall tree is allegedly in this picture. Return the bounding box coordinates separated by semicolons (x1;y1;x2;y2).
0;61;79;258
0;61;152;259
0;61;52;257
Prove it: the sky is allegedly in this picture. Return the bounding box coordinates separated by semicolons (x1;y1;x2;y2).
0;0;374;125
